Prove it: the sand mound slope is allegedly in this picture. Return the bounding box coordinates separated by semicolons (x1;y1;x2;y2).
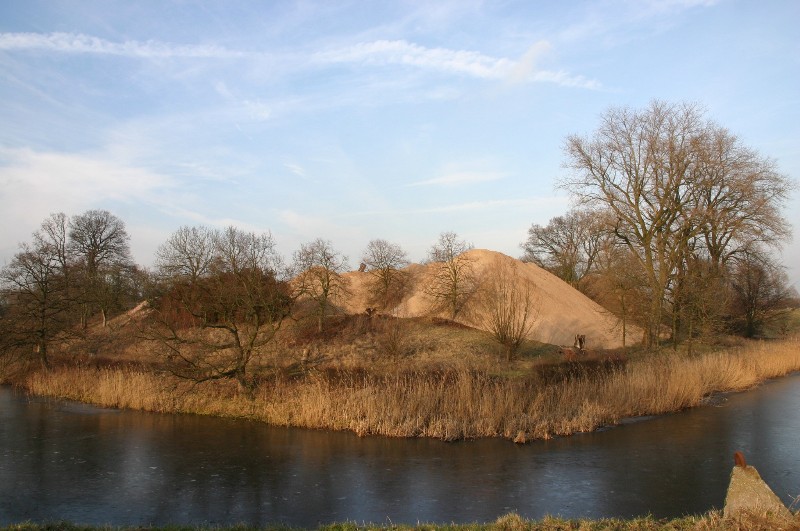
341;249;637;349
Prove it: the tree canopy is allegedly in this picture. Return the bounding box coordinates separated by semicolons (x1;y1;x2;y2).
560;100;793;345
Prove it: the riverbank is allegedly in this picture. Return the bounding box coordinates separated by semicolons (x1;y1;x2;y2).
3;510;800;530
9;337;800;442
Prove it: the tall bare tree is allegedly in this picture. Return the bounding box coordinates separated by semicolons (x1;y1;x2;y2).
35;213;71;275
563;101;704;346
34;211;80;314
155;225;215;283
520;208;609;292
149;226;291;392
424;231;477;320
692;125;792;270
591;242;649;348
68;209;134;327
674;255;728;351
477;259;538;362
360;239;410;310
560;100;794;346
727;249;791;338
0;216;76;368
292;239;350;332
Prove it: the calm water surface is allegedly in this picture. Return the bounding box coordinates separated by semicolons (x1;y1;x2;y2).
1;373;799;527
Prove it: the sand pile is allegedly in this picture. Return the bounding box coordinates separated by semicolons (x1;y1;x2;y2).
341;249;637;348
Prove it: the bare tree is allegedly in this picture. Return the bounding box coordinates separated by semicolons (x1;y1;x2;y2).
520;208;609;292
68;209;134;327
477;259;538;362
564;102;716;346
69;209;132;274
592;242;649;348
0;219;75;369
292;239;350;332
155;225;215;283
568;102;705;345
34;211;81;316
562;101;793;346
727;249;791;338
424;232;477;320
692;125;792;270
361;239;410;310
35;213;71;274
0;294;21;375
149;226;291;392
674;255;729;352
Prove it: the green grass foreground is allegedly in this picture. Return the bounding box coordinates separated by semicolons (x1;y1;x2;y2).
4;510;800;531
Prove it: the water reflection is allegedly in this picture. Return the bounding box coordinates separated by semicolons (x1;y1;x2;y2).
1;374;799;526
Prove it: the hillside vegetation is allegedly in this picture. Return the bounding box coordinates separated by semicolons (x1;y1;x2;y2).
5;288;800;442
342;249;638;348
2;214;799;442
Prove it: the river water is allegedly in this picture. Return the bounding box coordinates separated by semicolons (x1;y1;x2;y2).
1;374;799;527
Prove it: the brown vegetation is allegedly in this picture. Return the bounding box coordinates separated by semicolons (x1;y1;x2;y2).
16;334;800;442
4;509;800;530
561;101;793;347
2;210;798;446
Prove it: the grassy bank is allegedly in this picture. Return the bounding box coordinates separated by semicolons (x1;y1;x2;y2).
16;337;800;442
3;510;800;530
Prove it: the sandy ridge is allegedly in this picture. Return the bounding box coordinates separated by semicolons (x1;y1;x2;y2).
341;249;638;348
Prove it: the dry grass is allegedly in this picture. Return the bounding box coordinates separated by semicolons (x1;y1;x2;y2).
483;510;800;530
3;509;799;529
20;337;800;442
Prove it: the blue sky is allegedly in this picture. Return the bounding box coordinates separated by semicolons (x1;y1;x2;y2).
1;0;798;287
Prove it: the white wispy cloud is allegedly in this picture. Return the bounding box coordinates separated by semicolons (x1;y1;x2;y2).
529;70;601;89
0;147;271;265
0;147;174;204
242;99;273;121
0;32;243;58
315;39;600;89
643;0;721;14
409;170;506;187
415;197;566;214
336;196;569;218
0;147;177;261
0;31;598;89
507;41;601;89
508;41;553;83
315;39;515;79
284;163;308;179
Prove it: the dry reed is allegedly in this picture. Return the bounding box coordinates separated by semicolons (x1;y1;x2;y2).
21;337;800;442
3;509;799;530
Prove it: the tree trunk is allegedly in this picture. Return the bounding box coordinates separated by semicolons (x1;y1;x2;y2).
621;294;627;348
235;366;254;398
36;341;50;370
